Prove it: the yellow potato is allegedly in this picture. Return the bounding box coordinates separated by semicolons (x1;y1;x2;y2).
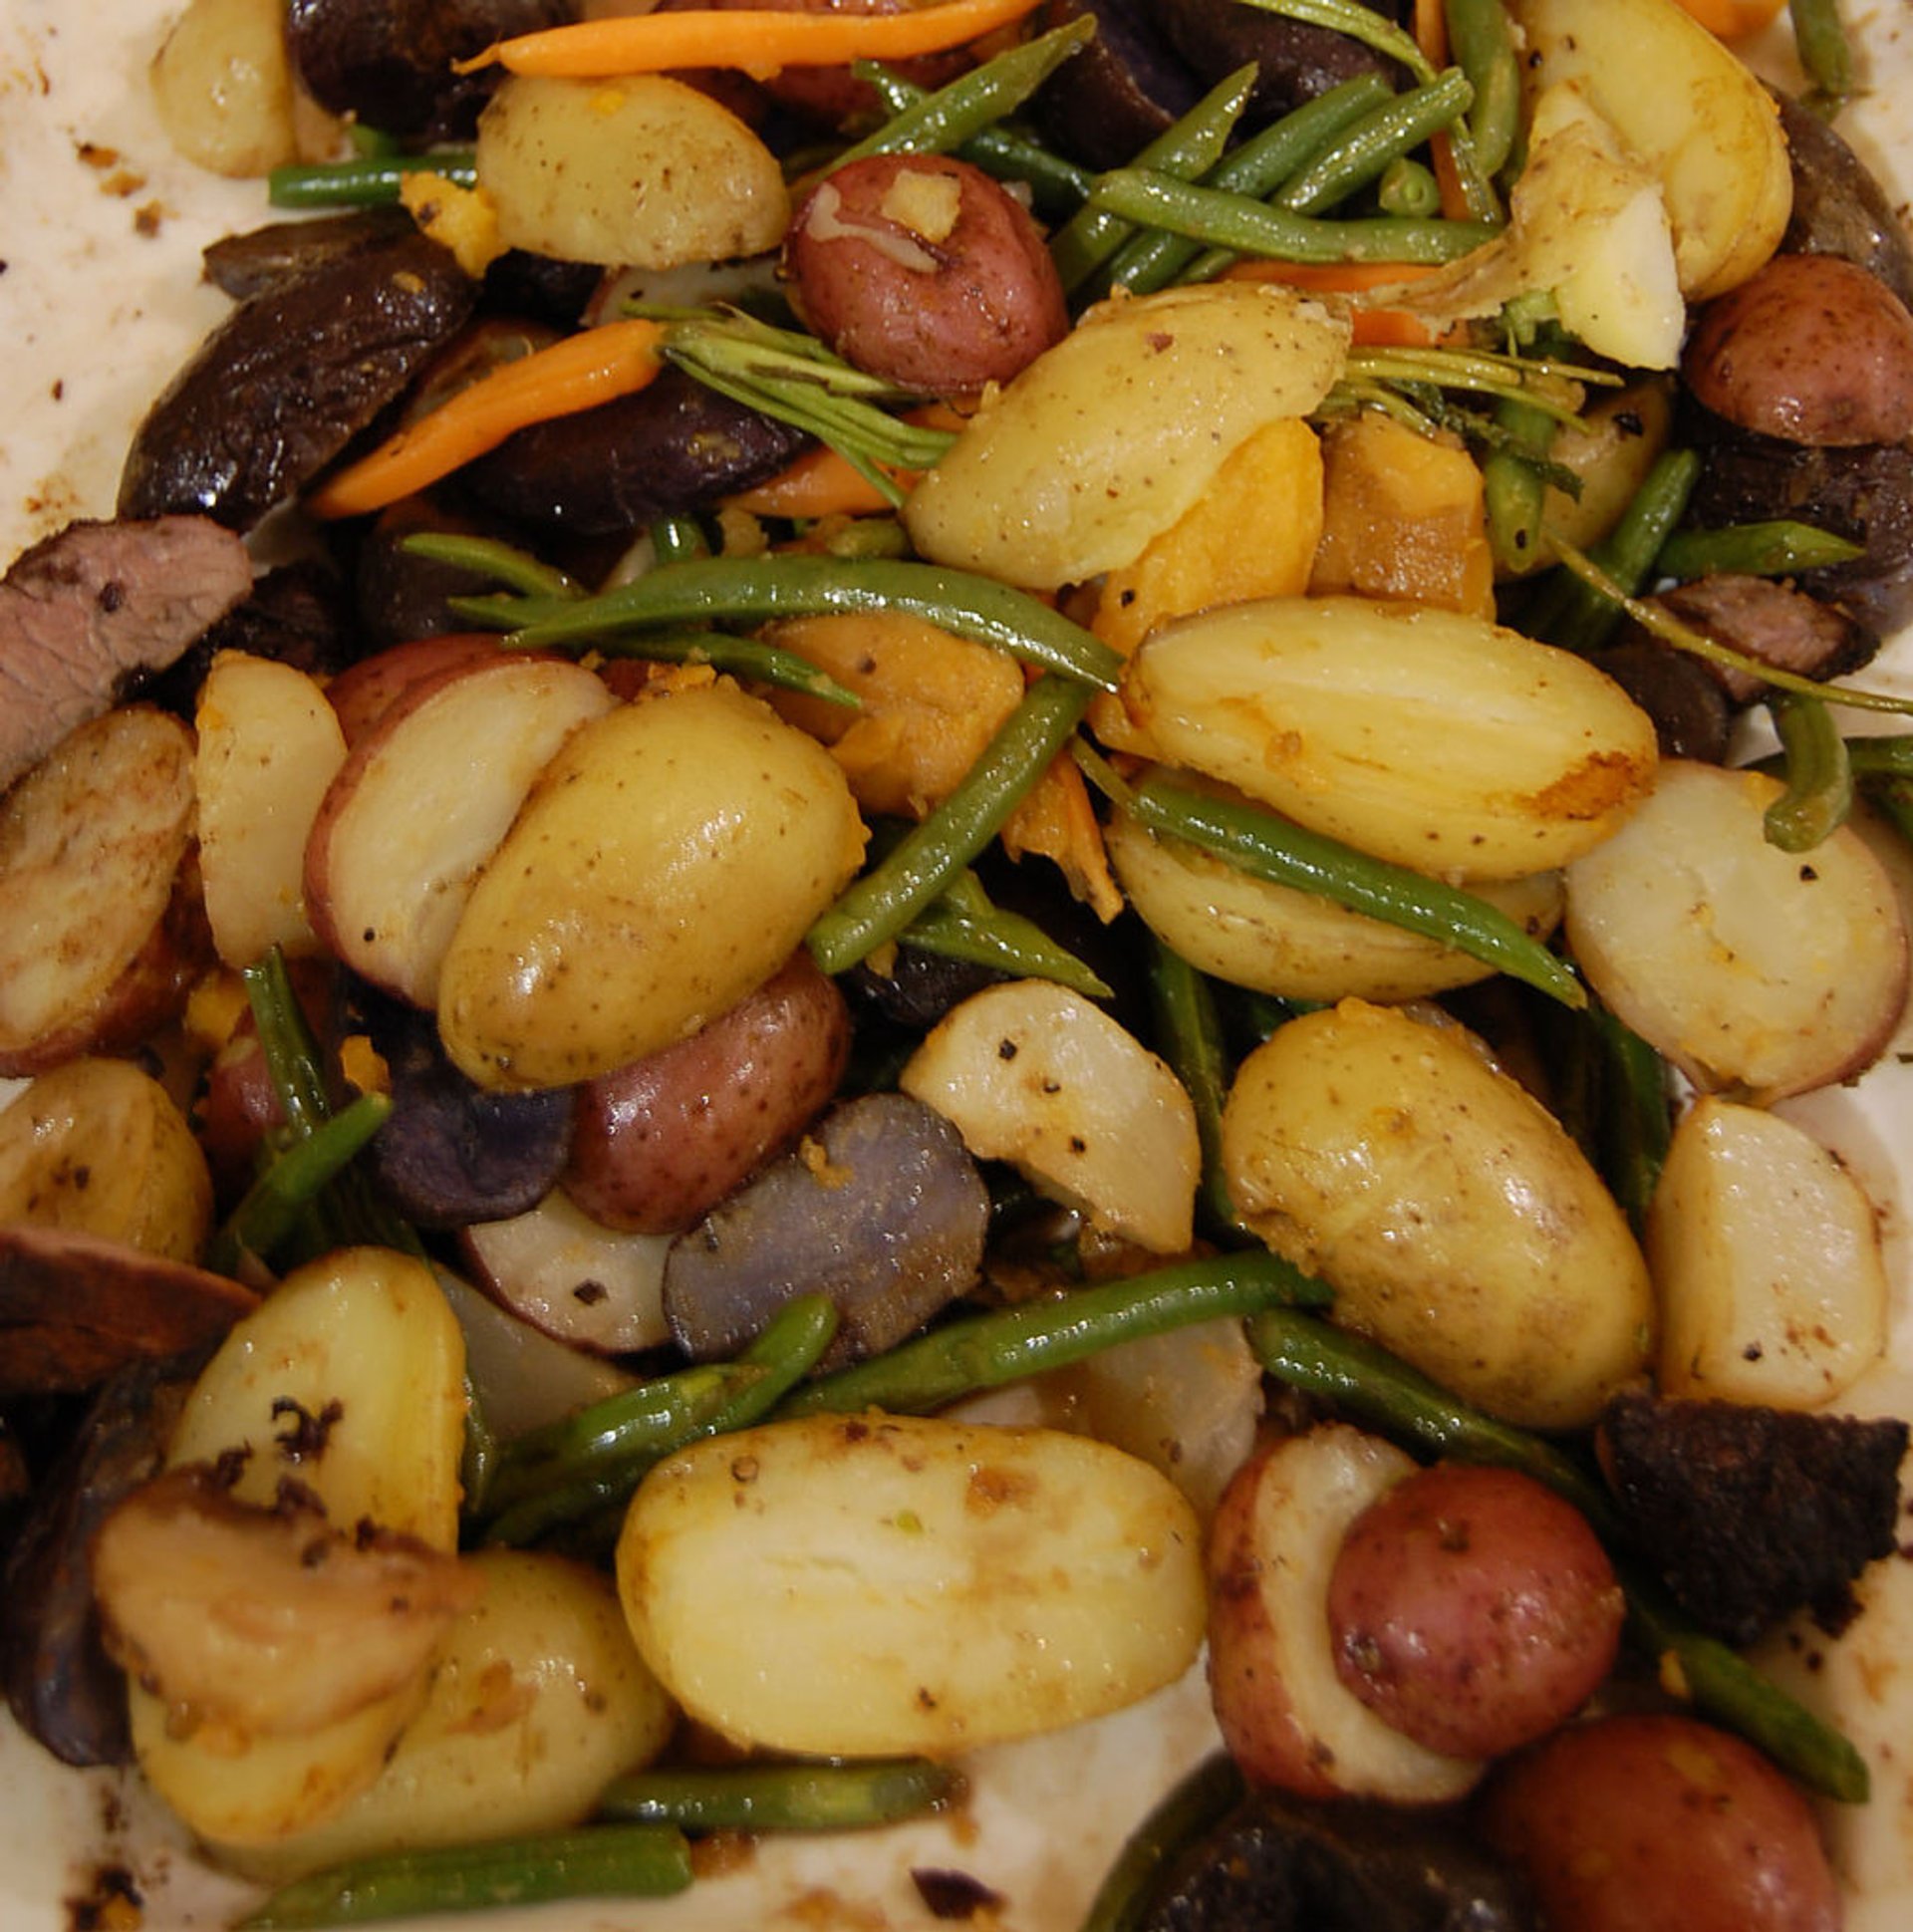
228;1551;677;1880
619;1413;1206;1757
477;74;790;268
150;0;302;177
1221;1000;1653;1429
1508;0;1791;302
437;683;866;1090
1126;596;1658;882
904;283;1349;591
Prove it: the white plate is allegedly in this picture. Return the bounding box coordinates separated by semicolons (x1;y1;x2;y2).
2;3;1912;1928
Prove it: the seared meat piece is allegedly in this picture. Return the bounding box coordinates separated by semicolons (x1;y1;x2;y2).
1599;1391;1909;1646
1653;571;1878;705
0;515;251;794
1589;636;1734;763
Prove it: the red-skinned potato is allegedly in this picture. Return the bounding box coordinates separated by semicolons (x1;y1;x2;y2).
1479;1713;1840;1932
1325;1463;1623;1760
1683;252;1913;445
1207;1425;1484;1804
562;952;849;1236
783;152;1069;394
323;636;508;749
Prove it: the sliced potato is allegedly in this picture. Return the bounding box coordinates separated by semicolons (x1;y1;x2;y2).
150;0;303;177
1650;1096;1888;1408
619;1413;1206;1757
1508;0;1791;301
1106;791;1564;1004
900;978;1200;1254
904;283;1349;591
1222;1000;1653;1430
1126;596;1658;881
1207;1425;1485;1803
306;654;617;1008
477;74;789;268
0;706;208;1077
1563;760;1910;1101
0;1055;212;1261
196;651;348;967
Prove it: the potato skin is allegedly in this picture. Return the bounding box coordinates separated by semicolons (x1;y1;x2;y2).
1326;1464;1623;1759
1220;1000;1653;1430
1683;252;1913;446
562;950;850;1235
1480;1714;1841;1932
783;153;1068;394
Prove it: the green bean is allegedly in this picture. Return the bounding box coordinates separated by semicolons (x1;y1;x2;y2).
1482;396;1556;576
398;532;584;601
506;556;1123;691
900;869;1113;999
1529;447;1701;654
1100;76;1395;295
1086;170;1497;267
1764;690;1853;851
807;674;1096;973
1790;0;1852;112
1080;750;1586;1010
1246;1308;1871;1802
831;17;1096;168
1236;0;1436;85
1272;70;1475;217
602;628;863;708
782;1251;1329;1418
1050;67;1256;293
1080;1752;1247;1932
1146;940;1243;1242
1579;1005;1673;1239
1444;0;1521;176
1377;154;1442;218
266;150;475;209
647;516;708;568
598;1758;961;1832
236;1824;693;1927
1654;519;1864;581
1860;770;1913;849
204;1091;393;1279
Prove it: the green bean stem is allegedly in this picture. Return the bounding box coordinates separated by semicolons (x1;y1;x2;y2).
807;674;1095;974
1088;169;1497;267
1246;1308;1871;1803
266;149;475;209
832;16;1096;168
506;555;1122;692
1051;66;1256;293
1654;519;1864;581
1764;690;1853;851
782;1251;1329;1418
598;1758;962;1832
1081;751;1586;1010
236;1824;693;1928
1145;940;1243;1242
1444;0;1521;176
1080;1753;1248;1932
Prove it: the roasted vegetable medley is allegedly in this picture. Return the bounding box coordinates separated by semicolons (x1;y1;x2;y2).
5;0;1913;1927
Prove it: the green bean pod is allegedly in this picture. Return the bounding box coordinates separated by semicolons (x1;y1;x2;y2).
1273;69;1475;216
1790;0;1852;110
398;531;585;600
506;555;1122;691
236;1824;693;1927
1764;690;1853;852
266;150;475;209
598;1757;962;1832
1080;1752;1248;1932
900;870;1113;998
1444;0;1522;176
1145;940;1243;1242
1655;519;1865;581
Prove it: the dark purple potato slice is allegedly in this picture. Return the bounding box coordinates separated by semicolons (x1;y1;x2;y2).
1155;0;1411;120
1028;0;1205;169
664;1091;988;1371
1775;89;1913;313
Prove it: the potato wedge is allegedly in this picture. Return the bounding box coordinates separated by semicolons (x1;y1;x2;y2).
1563;760;1910;1101
150;0;304;178
900;978;1200;1254
1221;1000;1653;1430
1126;596;1658;881
1650;1096;1887;1408
0;706;209;1076
195;651;347;967
904;283;1349;591
306;653;616;1009
619;1413;1205;1756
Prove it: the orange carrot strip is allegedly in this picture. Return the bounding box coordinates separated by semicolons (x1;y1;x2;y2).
1669;0;1786;37
723;404;966;518
308;320;666;520
1412;0;1450;66
1223;259;1442;347
459;0;1045;81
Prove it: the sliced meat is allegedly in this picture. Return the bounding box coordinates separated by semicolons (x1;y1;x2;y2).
0;515;252;795
1598;1390;1910;1646
1652;571;1878;705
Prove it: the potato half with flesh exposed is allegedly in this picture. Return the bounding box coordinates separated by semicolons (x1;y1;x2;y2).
619;1413;1205;1757
1221;1000;1653;1430
436;682;866;1090
1563;760;1910;1101
904;282;1348;591
1126;597;1657;882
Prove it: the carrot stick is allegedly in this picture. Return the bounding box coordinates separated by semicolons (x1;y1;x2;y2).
1222;259;1442;347
307;320;667;519
458;0;1046;81
724;403;966;518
